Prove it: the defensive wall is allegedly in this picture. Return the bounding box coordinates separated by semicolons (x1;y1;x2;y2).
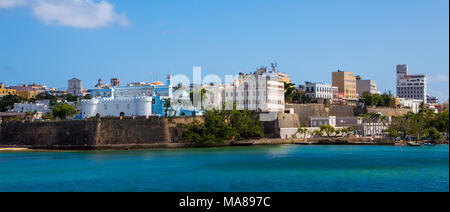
286;104;412;127
0;115;281;148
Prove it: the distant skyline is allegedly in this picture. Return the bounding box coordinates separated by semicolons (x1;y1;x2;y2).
0;0;448;101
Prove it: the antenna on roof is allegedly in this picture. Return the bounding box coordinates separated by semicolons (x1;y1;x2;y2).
271;62;278;72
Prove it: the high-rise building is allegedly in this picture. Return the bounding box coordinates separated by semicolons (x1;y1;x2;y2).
356;75;378;96
396;64;427;103
332;70;357;101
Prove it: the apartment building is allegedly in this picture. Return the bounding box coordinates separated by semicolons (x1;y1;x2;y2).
332;70;357;101
304;82;333;100
396;64;427;103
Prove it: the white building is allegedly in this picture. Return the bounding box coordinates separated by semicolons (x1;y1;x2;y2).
81;96;153;118
427;95;440;104
304;82;333;100
81;75;174;118
222;65;285;112
68;78;83;96
13;100;51;114
356;75;378;96
311;116;337;127
397;98;423;114
396;64;427;103
354;122;388;137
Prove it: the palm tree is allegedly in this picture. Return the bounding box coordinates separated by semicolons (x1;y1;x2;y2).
298;126;309;140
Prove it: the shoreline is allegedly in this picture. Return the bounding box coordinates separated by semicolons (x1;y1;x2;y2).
1;138;448;152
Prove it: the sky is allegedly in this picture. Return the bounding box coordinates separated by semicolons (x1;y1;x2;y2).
0;0;449;101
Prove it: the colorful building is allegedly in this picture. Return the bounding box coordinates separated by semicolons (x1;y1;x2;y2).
0;83;16;97
278;72;292;84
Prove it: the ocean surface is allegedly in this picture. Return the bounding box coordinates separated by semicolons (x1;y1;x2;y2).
0;145;448;192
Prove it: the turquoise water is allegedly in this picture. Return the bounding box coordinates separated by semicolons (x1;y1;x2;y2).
0;145;448;192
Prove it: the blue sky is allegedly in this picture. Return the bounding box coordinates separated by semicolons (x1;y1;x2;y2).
0;0;449;101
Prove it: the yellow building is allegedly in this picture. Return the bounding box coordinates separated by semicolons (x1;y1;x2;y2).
332;70;357;101
16;90;38;99
278;73;292;84
0;84;17;97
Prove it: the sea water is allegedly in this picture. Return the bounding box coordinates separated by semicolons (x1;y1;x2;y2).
0;145;448;192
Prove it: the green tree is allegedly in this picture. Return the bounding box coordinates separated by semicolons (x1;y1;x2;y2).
52;103;78;120
424;127;442;141
229;110;263;140
387;126;400;138
83;94;92;100
297;126;309;139
182;109;264;144
0;94;23;112
320;124;335;139
313;130;322;137
42;112;55;121
164;98;172;117
65;94;78;102
284;82;296;103
182;110;236;145
360;91;395;107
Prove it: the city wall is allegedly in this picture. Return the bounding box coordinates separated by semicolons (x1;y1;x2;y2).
286;104;412;127
0;117;202;147
366;107;411;117
285;104;355;127
0;115;280;148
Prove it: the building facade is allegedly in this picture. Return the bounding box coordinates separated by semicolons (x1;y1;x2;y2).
304;82;333;100
356;75;378;96
332;70;357;101
396;98;423;114
111;78;121;87
278;72;292;84
0;83;16;97
68;78;83;96
12;85;38;100
224;65;285;112
427;95;439;105
311;116;337;127
13;100;51;114
81;96;153;118
82;75;174;118
396;64;427;103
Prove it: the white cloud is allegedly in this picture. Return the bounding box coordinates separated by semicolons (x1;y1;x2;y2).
0;0;130;28
0;0;27;8
429;73;449;83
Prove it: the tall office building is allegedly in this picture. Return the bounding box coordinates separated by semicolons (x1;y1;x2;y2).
332;70;357;101
396;64;427;103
